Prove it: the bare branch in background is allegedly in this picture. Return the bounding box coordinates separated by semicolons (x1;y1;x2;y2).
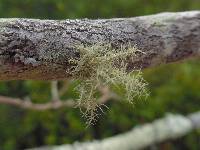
51;81;60;101
28;111;200;150
0;96;75;111
97;86;119;104
0;84;116;111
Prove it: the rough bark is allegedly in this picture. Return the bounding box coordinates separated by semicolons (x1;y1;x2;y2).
28;111;200;150
0;11;200;80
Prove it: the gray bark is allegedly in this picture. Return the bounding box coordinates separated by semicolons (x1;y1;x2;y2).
0;11;200;80
28;111;200;150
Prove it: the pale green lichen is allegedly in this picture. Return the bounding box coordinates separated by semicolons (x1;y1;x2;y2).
152;21;165;27
68;44;149;125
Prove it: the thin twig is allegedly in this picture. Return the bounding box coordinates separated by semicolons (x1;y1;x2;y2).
0;96;75;111
51;81;60;101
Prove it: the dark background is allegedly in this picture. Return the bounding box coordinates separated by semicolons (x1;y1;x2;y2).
0;0;200;149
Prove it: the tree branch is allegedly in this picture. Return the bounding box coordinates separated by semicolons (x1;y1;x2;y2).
0;11;199;80
51;81;60;101
0;85;115;110
0;96;75;110
28;111;200;150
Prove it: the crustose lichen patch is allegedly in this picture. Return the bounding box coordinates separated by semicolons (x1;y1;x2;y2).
67;44;149;125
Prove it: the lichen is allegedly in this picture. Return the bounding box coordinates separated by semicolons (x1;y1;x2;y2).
152;21;165;27
14;53;40;67
67;44;149;125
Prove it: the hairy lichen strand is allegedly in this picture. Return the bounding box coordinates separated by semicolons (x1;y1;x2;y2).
67;44;149;125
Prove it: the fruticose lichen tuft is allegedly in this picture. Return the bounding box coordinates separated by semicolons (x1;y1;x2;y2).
67;44;149;125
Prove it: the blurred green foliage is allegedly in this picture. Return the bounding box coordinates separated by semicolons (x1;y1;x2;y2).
0;0;200;149
0;0;199;19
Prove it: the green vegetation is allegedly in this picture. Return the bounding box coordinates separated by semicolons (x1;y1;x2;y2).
0;0;199;150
